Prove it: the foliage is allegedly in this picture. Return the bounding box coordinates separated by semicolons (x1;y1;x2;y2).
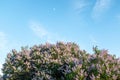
2;42;120;80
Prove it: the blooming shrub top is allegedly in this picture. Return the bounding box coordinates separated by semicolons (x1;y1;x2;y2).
2;42;120;80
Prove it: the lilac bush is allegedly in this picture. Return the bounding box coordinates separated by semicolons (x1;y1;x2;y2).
2;42;120;80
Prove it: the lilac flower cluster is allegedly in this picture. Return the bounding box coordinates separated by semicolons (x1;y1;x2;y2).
2;42;120;80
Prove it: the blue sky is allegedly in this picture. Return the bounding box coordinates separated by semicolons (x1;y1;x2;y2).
0;0;120;74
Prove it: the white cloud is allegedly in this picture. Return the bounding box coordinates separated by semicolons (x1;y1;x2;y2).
30;22;48;39
73;0;90;13
75;0;87;9
30;21;66;43
92;0;112;19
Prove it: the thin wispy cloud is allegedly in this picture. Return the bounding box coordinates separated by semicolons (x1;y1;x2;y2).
73;0;90;13
30;22;48;39
92;0;112;19
30;21;66;43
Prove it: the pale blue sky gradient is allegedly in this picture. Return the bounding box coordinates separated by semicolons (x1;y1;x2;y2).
0;0;120;74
